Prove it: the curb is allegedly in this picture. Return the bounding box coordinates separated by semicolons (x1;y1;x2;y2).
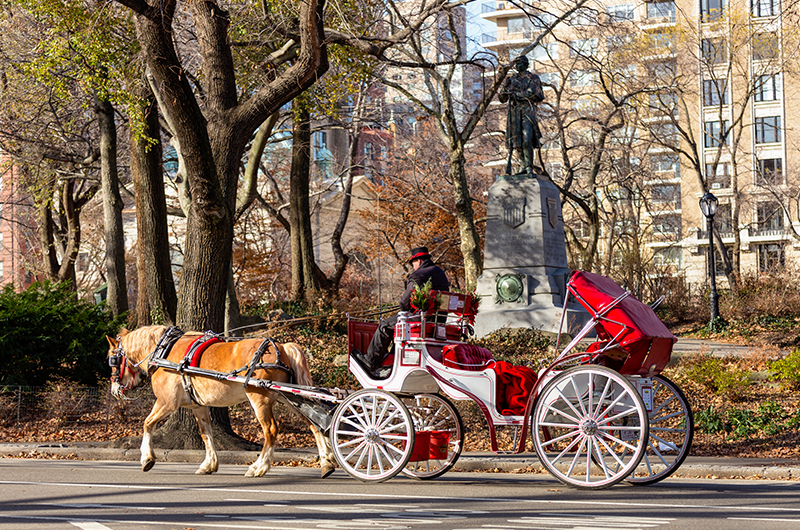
2;444;799;481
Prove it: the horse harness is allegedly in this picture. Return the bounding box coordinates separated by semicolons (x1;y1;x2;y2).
147;327;296;406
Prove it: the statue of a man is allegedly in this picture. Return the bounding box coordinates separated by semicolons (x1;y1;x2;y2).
499;55;545;175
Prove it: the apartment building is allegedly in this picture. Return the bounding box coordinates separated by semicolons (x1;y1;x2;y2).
480;0;800;287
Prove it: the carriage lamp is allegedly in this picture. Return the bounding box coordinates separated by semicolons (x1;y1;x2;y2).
699;191;720;322
496;273;525;303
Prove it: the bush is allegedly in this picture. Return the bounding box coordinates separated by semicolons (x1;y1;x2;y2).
769;349;800;390
471;328;553;368
0;281;126;386
679;355;751;401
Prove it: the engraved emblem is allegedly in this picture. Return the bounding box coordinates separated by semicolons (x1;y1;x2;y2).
502;197;526;228
547;197;558;228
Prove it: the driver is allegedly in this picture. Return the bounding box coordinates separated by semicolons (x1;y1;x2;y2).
353;246;449;377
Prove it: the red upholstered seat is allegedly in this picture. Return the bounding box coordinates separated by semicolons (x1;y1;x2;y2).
442;344;494;371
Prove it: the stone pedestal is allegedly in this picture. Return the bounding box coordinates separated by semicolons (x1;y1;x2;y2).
474;174;585;337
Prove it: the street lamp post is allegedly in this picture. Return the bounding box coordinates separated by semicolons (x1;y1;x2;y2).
699;191;720;322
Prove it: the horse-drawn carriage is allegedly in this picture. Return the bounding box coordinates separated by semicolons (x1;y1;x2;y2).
108;270;692;490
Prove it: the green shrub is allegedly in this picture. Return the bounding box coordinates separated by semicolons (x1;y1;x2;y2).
769;349;800;390
0;281;126;386
695;405;725;434
682;355;750;401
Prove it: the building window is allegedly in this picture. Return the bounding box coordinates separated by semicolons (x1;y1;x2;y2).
759;243;785;272
569;38;598;58
754;116;781;143
703;79;729;106
364;142;374;159
752;0;778;17
701;0;725;21
752;33;779;60
607;4;635;22
654;247;681;267
570;7;598;26
755;74;781;102
0;261;3;279
570;70;598;87
706;162;730;188
757;201;784;233
652;214;682;236
704;120;730;148
647;0;676;21
533;43;558;61
648;92;678;116
716;203;734;234
651;154;678;173
507;16;533;37
652;184;681;208
757;158;783;185
701;38;727;64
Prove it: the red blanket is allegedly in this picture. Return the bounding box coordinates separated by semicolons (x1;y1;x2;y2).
493;361;537;416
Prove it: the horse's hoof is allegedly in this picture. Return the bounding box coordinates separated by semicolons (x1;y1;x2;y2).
142;460;155;472
195;468;213;475
321;463;335;479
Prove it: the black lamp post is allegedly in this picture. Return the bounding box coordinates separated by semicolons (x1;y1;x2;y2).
699;191;720;322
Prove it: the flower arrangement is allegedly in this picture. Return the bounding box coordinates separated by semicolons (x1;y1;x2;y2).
410;279;439;314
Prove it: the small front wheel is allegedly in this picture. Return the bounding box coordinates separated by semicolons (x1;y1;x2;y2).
402;393;464;480
532;365;649;489
330;389;414;483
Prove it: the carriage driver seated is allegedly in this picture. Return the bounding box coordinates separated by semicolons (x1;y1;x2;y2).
352;246;450;378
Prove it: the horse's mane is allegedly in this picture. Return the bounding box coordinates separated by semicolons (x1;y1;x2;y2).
121;325;169;364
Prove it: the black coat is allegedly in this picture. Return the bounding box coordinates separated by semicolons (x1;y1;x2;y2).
398;258;450;311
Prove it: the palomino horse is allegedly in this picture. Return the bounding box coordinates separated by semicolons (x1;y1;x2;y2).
106;325;335;478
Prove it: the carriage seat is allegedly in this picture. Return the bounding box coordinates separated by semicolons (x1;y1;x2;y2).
442;344;494;371
442;344;536;415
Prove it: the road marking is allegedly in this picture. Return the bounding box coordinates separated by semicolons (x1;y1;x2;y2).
461;513;675;530
3;479;800;515
42;502;165;510
70;524;114;530
729;517;800;523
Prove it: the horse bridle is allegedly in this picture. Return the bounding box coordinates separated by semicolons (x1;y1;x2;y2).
109;340;147;394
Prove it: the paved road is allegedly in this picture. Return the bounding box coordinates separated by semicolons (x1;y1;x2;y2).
2;459;800;530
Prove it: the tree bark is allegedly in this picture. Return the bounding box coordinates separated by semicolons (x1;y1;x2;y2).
96;95;128;316
289;106;320;302
131;84;177;326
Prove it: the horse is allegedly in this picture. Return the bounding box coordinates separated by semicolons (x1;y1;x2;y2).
106;325;335;478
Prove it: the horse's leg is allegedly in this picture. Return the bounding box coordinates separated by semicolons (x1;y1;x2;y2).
192;407;219;475
140;400;173;472
246;391;278;477
308;420;336;478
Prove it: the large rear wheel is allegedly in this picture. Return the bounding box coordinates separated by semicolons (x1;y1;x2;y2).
330;389;414;483
532;365;649;489
402;393;464;480
627;375;693;485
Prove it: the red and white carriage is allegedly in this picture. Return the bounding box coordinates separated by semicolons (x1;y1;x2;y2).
335;270;693;489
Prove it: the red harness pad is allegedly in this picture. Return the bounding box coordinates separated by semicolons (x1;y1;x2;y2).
184;335;223;368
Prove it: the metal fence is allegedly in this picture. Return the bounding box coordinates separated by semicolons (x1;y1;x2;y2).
0;383;156;428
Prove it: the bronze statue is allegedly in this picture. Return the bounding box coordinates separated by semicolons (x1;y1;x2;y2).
499;55;545;175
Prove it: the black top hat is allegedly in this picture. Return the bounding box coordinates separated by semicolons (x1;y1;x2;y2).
408;246;431;262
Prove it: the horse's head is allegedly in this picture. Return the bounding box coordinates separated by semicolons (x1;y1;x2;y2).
107;329;145;399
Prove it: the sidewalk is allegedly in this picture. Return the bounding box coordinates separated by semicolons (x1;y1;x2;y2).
2;442;798;481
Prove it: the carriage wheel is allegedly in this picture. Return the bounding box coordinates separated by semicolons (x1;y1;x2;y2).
401;393;464;480
330;389;415;483
627;375;693;485
532;365;649;490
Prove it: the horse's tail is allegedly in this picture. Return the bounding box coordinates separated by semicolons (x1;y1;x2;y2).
281;343;314;387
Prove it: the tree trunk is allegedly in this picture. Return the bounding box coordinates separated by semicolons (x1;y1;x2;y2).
96;95;128;316
289;106;320;302
131;85;177;326
449;148;483;287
